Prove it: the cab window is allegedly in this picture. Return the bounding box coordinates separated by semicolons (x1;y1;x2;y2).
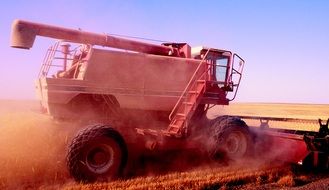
215;57;229;85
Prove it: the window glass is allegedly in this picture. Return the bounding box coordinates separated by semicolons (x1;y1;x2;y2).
215;57;228;83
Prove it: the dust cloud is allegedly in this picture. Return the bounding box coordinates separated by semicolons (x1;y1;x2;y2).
0;100;79;189
0;100;313;189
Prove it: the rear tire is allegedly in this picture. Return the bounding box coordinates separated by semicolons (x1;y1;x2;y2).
208;116;252;162
67;124;127;183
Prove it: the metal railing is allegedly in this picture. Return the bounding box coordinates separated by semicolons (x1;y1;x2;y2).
38;41;87;78
38;41;60;77
169;50;245;121
227;54;245;101
169;48;212;121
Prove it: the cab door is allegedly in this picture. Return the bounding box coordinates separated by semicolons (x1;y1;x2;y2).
210;52;245;101
205;51;232;90
214;56;230;88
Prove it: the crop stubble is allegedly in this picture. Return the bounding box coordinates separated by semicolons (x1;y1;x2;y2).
0;100;328;189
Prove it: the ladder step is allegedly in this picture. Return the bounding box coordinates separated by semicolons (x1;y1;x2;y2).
169;124;180;129
173;117;185;121
168;127;179;133
176;113;187;117
188;91;199;94
165;68;206;137
196;80;206;83
182;101;194;105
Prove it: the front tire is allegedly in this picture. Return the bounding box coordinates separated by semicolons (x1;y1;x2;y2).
67;124;127;182
209;116;252;161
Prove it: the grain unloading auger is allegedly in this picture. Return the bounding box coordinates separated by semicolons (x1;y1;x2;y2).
11;19;329;182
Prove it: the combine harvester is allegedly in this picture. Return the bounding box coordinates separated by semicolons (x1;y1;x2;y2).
10;20;329;182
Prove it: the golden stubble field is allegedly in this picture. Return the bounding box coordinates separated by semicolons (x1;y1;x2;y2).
0;100;328;190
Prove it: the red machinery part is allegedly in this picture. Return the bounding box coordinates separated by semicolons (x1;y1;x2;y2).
11;19;179;56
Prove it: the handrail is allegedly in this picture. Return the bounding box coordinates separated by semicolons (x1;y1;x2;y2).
37;41;89;78
228;53;245;101
169;48;212;120
73;45;88;78
44;42;60;76
38;41;60;77
38;47;51;77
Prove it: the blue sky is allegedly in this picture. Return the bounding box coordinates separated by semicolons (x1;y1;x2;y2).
1;0;328;104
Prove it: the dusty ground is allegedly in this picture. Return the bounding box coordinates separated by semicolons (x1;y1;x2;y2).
0;100;328;189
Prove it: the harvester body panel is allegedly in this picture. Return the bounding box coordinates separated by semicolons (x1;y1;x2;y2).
10;19;329;181
38;47;207;118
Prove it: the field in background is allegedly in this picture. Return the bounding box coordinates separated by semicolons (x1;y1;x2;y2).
209;103;329;131
210;103;329;119
0;100;328;189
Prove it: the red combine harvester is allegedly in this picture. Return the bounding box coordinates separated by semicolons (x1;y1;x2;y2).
11;20;329;182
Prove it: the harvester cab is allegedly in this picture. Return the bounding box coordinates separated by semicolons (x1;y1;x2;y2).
193;47;245;101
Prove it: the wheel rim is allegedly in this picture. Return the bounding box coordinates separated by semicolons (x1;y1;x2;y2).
86;144;114;174
224;131;247;158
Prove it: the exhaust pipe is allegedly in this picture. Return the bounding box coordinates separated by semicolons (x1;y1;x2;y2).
11;19;178;56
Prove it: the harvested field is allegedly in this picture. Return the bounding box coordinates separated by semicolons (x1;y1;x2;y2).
0;100;328;189
208;103;329;131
